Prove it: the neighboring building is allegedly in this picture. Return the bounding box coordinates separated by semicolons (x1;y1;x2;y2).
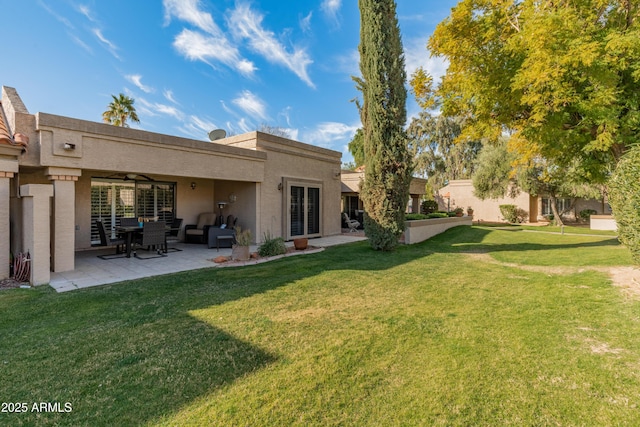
0;86;342;284
437;179;610;223
341;168;428;224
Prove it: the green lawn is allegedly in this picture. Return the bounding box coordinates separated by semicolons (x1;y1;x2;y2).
1;226;638;426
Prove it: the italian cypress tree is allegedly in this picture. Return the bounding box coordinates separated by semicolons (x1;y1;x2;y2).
354;0;412;251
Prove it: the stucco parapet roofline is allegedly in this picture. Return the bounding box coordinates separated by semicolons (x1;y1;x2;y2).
35;113;267;161
223;131;341;163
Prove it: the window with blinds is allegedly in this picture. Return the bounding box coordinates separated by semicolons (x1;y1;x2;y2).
90;179;175;244
307;187;320;235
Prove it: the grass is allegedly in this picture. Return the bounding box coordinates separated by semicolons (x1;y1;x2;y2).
0;226;638;426
485;222;618;237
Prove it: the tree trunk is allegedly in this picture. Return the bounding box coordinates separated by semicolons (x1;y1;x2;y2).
548;194;564;226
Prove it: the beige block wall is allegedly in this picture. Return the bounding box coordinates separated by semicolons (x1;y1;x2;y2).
0;177;10;279
404;216;472;244
439;180;532;223
51;178;77;271
20;184;54;285
34;116;267;182
221;132;342;240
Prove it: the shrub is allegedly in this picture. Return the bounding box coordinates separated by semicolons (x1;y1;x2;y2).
499;204;528;223
427;212;449;219
609;145;640;263
406;213;429;220
579;209;598;222
234;226;252;246
420;200;438;214
258;231;287;257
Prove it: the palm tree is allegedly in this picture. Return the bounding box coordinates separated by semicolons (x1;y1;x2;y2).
102;93;140;127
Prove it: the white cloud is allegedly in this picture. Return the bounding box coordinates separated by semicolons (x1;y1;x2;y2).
164;0;257;77
125;74;155;94
68;32;93;54
278;106;293;128
177;115;219;140
233;118;253;134
39;0;74;29
92;28;121;60
137;97;185;121
333;49;360;77
173;29;256;76
228;4;315;88
404;36;448;82
78;5;96;23
163;89;179;104
232;90;268;121
300;11;313;33
163;0;219;35
321;0;342;23
302;122;359;148
286;128;299;141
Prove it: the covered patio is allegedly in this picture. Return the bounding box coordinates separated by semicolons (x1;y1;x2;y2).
50;234;367;292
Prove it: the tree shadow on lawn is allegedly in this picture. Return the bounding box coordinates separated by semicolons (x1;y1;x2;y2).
424;225;622;256
0;225;623;425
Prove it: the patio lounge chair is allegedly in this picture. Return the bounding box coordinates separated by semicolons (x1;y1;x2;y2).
185;212;217;244
96;220;126;259
343;213;360;232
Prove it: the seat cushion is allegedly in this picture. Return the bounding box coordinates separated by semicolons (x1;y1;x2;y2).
196;213;216;230
186;229;204;236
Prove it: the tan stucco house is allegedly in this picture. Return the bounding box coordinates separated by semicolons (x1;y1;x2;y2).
0;86;342;284
340;168;428;224
438;179;610;223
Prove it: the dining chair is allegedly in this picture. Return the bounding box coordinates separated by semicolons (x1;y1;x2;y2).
165;218;183;252
133;220;167;259
96;220;126;259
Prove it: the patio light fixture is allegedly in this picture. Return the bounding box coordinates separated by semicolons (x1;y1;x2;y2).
190;182;196;190
229;193;237;203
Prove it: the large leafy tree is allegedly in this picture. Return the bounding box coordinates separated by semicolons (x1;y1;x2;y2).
417;0;640;181
354;0;412;251
347;128;365;167
407;112;481;192
473;140;603;226
102;93;140;127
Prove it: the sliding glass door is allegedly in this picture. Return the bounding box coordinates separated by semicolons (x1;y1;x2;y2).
90;179;176;244
286;180;322;239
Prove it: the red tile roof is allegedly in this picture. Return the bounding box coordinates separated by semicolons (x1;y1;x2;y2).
0;101;12;145
0;101;27;151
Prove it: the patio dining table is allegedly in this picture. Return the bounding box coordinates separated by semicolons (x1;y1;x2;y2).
115;225;143;258
116;224;180;257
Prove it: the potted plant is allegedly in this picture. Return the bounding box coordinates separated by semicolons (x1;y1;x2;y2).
453;207;464;217
467;206;474;217
232;226;252;261
293;237;308;250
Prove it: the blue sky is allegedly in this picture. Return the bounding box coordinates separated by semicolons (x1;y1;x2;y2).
2;0;458;164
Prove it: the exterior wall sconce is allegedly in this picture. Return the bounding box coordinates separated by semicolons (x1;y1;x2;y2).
190;182;196;190
63;143;76;150
229;193;237;203
277;183;283;191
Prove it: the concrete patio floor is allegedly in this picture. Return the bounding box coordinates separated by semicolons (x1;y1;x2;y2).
50;234;367;293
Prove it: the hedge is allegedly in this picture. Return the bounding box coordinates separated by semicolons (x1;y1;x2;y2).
609;145;640;263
